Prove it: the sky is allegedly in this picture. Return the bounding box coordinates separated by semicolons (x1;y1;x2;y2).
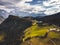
0;0;60;18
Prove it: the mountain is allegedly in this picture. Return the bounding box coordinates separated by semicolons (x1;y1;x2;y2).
0;12;60;45
0;15;32;45
21;13;60;45
37;12;60;26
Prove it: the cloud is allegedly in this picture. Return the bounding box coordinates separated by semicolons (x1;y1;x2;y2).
0;0;20;4
0;5;14;12
0;9;9;18
43;0;59;6
15;0;60;15
0;0;60;18
43;0;60;15
15;0;45;14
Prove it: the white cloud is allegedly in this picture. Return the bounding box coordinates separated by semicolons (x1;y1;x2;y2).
15;0;60;15
43;0;59;6
0;0;60;18
22;0;32;2
43;0;60;15
0;5;14;12
15;0;45;14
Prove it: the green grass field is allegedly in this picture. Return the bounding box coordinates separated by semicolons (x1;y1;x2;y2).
23;22;60;42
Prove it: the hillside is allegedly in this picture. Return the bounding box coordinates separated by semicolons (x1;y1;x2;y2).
39;12;60;26
0;15;60;45
0;15;32;45
22;22;60;45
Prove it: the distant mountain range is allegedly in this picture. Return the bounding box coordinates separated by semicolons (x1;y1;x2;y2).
24;12;60;26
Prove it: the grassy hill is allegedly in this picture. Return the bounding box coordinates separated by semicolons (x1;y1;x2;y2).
22;21;60;45
0;15;60;45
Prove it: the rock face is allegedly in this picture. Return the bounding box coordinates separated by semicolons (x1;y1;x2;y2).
0;15;32;45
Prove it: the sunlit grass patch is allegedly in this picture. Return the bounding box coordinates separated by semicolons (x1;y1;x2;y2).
0;33;5;42
48;32;60;39
23;22;60;42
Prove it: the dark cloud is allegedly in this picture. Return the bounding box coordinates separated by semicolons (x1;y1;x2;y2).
0;0;20;3
26;0;48;5
0;1;14;6
0;0;21;8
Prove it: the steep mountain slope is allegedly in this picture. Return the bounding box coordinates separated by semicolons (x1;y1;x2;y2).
0;15;32;45
39;12;60;26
